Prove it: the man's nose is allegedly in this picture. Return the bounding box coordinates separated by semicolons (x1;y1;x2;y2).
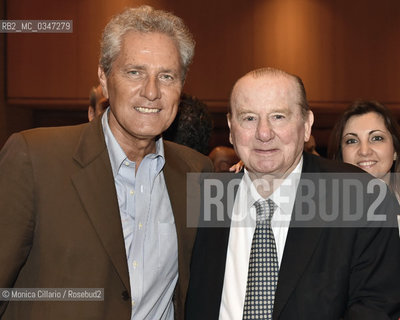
140;76;161;101
255;118;274;142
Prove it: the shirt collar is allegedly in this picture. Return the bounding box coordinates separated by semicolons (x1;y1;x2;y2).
101;108;165;178
243;157;303;214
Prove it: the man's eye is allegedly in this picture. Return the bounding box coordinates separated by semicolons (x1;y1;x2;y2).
273;114;285;120
128;70;140;75
244;116;256;121
160;74;174;80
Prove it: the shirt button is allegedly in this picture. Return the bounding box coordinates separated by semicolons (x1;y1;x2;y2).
132;300;135;306
121;290;130;301
133;261;137;269
124;161;129;166
130;190;134;195
139;223;143;230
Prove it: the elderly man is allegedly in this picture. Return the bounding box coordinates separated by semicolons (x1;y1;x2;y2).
186;68;400;319
0;6;212;320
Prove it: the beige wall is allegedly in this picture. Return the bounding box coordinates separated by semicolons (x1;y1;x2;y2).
2;0;400;147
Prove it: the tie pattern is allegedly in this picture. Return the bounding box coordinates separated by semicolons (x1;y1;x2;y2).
242;199;279;320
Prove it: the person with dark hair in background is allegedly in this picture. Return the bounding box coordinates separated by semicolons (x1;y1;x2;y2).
186;68;400;320
88;84;109;121
303;133;319;156
0;6;212;320
328;100;400;199
328;100;400;234
163;93;212;155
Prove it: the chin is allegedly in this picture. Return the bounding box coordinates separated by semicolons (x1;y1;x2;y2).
251;165;278;176
374;172;388;180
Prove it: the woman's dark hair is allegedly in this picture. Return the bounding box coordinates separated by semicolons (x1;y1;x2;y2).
328;100;400;195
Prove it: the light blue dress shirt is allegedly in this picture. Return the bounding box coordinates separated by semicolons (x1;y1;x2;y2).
102;110;178;320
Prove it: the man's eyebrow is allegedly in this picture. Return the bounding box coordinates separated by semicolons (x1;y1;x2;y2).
236;108;255;114
123;65;180;75
270;108;292;115
124;64;146;69
159;68;178;74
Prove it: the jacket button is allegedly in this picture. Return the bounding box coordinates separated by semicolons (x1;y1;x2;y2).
121;290;130;301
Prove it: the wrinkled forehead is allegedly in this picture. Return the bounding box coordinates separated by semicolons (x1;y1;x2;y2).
230;74;300;113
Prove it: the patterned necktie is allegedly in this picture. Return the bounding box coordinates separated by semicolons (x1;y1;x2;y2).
242;199;279;320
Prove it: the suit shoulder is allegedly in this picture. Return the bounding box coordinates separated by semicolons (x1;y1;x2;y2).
7;123;90;157
164;140;213;172
304;152;366;174
20;123;88;144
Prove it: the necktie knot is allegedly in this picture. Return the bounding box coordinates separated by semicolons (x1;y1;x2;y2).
254;199;276;224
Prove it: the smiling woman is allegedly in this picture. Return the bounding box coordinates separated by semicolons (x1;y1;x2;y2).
328;100;400;200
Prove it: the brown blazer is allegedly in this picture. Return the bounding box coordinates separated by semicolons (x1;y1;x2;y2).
0;117;212;319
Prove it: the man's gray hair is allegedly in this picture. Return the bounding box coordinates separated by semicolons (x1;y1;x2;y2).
99;6;195;81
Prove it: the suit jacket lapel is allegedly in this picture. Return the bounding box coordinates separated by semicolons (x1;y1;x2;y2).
273;153;324;318
163;142;197;320
201;173;239;318
71;118;130;291
163;142;187;234
273;226;322;318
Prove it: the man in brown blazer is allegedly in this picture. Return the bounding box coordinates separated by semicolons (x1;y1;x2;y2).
0;6;212;320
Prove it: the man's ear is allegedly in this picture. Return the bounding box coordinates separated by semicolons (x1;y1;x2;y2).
304;110;314;142
88;106;95;122
98;66;109;99
227;113;233;145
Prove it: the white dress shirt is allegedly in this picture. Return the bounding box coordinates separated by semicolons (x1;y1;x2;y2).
102;110;178;320
219;158;303;320
397;215;400;237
